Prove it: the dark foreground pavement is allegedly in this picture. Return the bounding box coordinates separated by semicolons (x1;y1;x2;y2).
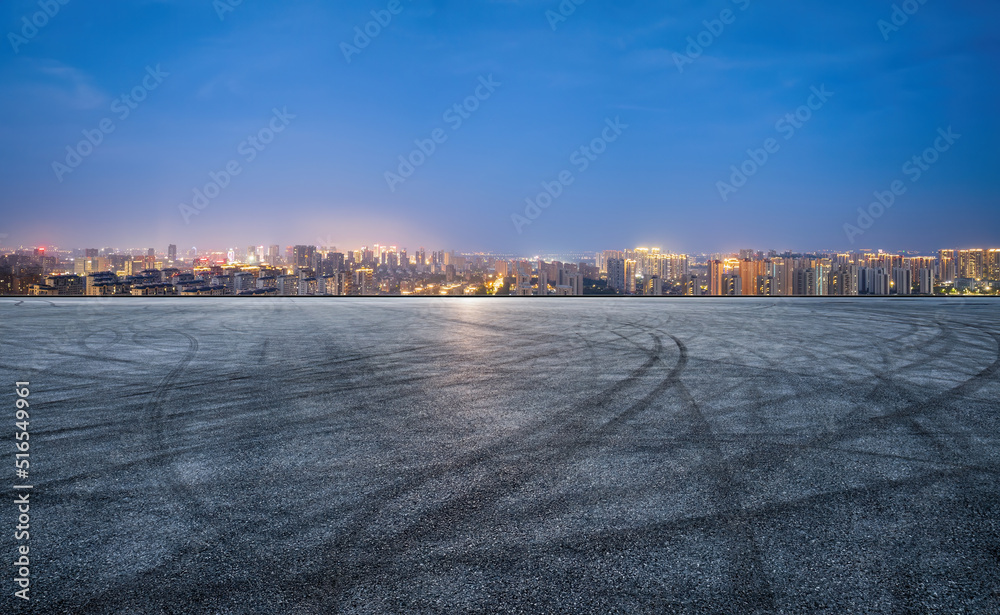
1;298;998;614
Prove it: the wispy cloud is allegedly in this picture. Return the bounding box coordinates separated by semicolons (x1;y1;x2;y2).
19;60;108;110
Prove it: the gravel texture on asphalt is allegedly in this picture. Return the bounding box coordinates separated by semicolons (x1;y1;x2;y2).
1;297;998;614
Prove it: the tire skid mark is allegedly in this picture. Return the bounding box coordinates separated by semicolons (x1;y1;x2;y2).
669;338;778;612
424;464;988;572
58;300;1000;613
306;321;688;606
73;328;204;614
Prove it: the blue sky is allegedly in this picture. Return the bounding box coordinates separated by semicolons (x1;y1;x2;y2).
0;0;997;254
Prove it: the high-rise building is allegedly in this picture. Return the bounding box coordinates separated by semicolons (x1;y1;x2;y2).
793;268;816;296
292;245;317;273
988;249;1000;282
684;274;700;296
918;268;934;295
827;265;859;296
567;273;583;296
354;268;375;295
646;276;662;296
709;260;724;296
755;275;774;296
861;267;890;295
721;274;741;296
892;267;912;295
234;272;257;294
957;249;984;280
514;261;532;296
167;244;177;263
814;259;831;296
668;255;689;281
326;252;345;273
600;250;624;275
738;259;769;296
606;258;626;293
321;271;352;296
738;260;755;296
938;249;956;283
276;275;299;296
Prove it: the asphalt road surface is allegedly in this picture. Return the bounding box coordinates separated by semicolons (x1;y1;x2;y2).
1;298;998;614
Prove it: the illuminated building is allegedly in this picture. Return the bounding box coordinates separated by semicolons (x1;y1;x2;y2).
827;265;859;296
793;268;815;296
624;259;636;294
739;259;766;296
709;260;724;296
276;275;299;296
938;249;956;283
721;274;741;296
299;277;319;296
514;261;532;296
607;258;626;293
42;274;83;296
646;276;662;296
988;249;1000;282
354;268;375;295
957;249;984;280
755;275;774;296
292;245;317;273
683;274;700;296
234;272;256;294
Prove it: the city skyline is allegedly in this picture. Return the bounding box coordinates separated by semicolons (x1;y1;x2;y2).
5;240;997;297
2;236;999;260
2;1;998;253
4;239;998;260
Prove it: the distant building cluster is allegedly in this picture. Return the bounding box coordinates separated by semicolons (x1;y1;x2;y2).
0;243;996;297
595;247;999;296
0;243;595;297
688;249;999;296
